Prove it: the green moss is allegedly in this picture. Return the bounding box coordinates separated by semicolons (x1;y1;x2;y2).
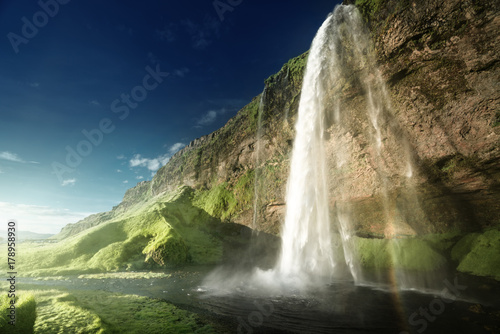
421;231;463;252
355;237;392;268
354;236;447;271
233;169;255;210
142;229;190;266
0;293;37;333
193;148;203;179
159;199;223;265
390;238;447;271
264;52;308;88
454;230;500;280
245;98;261;135
87;235;149;271
0;286;217;334
193;182;237;221
450;233;480;262
355;0;384;22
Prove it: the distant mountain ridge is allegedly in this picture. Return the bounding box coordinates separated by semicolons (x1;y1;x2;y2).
0;230;53;241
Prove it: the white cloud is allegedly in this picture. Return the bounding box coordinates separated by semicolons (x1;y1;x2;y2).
136;175;144;180
90;100;100;106
116;154;126;160
129;143;185;173
0;151;39;164
129;152;172;172
0;151;24;163
61;178;76;187
195;108;227;127
127;144;186;175
198;110;217;126
168;142;185;154
123;180;129;184
117;169;122;173
0;202;93;234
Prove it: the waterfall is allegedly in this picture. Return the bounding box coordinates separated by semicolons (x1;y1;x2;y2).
275;4;420;286
275;11;337;282
252;88;267;231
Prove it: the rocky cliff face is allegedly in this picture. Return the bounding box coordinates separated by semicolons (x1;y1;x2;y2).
60;0;499;244
336;0;500;236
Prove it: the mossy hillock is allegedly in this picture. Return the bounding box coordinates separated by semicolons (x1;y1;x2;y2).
7;186;254;276
0;293;36;333
452;229;500;280
353;236;447;271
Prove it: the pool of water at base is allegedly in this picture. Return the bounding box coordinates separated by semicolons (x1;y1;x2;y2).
21;266;500;334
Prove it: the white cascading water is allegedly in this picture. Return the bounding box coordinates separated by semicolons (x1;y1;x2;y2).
275;11;337;283
275;4;419;286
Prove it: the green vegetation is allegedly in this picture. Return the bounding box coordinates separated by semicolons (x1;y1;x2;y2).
264;52;308;88
0;283;217;334
451;233;480;262
1;186;230;277
233;169;255;209
190;168;256;223
142;228;190;266
352;229;500;279
193;182;238;221
452;229;500;280
421;231;463;252
194;148;203;180
354;236;447;271
243;97;261;136
355;0;384;22
0;293;36;333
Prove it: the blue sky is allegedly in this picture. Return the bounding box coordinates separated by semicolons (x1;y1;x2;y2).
0;0;340;234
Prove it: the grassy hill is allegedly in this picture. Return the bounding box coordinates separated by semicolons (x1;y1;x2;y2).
6;186;253;277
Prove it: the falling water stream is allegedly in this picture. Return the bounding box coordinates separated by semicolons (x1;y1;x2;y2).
275;10;337;284
252;88;267;231
273;4;426;288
